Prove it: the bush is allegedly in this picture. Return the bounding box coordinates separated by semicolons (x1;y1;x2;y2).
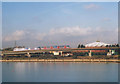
72;55;77;59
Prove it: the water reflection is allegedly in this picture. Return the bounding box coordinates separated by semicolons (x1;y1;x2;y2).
2;62;118;82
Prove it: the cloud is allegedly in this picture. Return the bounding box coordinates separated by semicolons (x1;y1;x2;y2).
49;26;92;36
34;33;47;40
3;26;118;47
3;29;47;42
3;30;25;41
3;26;94;42
84;4;100;10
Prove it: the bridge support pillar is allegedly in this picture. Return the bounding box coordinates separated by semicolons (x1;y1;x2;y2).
27;52;31;57
89;50;92;57
60;51;62;56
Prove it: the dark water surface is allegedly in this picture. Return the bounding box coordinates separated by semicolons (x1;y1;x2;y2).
2;62;118;82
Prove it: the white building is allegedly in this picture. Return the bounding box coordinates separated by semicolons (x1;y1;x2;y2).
85;41;110;47
53;51;59;55
13;48;27;51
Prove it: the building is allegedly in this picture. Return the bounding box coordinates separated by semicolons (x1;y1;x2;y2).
13;48;27;51
85;41;110;47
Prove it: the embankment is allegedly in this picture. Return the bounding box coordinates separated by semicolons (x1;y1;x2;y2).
0;59;120;62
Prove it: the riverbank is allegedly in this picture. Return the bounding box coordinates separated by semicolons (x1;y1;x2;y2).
0;59;120;62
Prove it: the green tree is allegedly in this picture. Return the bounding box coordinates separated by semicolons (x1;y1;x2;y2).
112;45;115;47
106;45;109;47
78;44;81;48
116;44;119;47
81;44;85;48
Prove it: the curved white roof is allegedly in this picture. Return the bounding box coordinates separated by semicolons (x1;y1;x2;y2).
85;41;110;47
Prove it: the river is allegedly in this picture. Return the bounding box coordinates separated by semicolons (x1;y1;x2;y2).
2;62;118;82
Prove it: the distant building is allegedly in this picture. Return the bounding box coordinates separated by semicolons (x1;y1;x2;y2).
85;41;110;47
13;48;27;51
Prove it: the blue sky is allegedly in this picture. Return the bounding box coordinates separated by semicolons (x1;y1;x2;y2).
2;2;118;48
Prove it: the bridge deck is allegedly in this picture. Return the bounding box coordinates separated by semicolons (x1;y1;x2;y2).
2;47;119;55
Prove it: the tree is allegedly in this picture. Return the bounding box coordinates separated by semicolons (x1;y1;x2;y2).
81;44;84;48
78;44;81;48
108;45;112;47
112;45;115;47
81;44;85;48
106;45;109;47
116;44;119;47
3;47;14;51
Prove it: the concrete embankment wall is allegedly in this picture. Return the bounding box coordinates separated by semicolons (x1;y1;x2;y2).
0;59;120;62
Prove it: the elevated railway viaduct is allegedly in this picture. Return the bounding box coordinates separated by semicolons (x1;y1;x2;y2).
1;47;120;57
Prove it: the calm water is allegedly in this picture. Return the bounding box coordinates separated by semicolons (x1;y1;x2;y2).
2;62;118;82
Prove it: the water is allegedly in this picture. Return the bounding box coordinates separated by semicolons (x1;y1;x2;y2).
2;62;118;82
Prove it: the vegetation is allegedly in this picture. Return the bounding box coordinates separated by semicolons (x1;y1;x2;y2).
105;44;119;47
91;52;107;56
72;55;77;59
2;47;14;51
77;44;85;48
73;52;88;56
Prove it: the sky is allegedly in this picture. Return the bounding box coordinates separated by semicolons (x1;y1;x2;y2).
2;2;118;48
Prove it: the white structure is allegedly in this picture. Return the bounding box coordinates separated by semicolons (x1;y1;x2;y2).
107;50;115;56
85;41;110;47
89;50;92;57
53;51;59;55
13;48;27;51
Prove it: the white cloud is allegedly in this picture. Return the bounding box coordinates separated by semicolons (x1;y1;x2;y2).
3;26;93;42
49;26;92;36
34;33;47;40
3;26;118;45
3;30;47;42
84;4;100;10
3;30;25;41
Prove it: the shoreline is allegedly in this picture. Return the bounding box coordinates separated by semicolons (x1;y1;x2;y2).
0;59;120;62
